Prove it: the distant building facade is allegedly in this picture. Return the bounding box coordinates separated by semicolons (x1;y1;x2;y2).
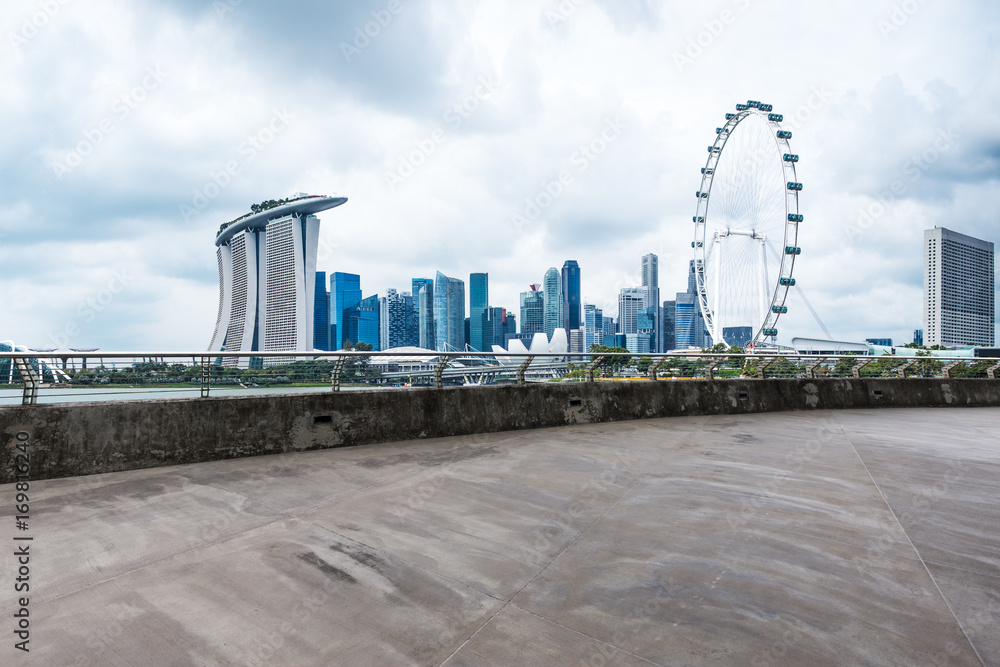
469;273;489;351
561;260;581;333
923;227;995;346
330;272;362;350
412;278;435;349
520;286;544;335
433;271;465;351
617;287;645;335
543;268;561;337
642;253;660;351
313;271;330;351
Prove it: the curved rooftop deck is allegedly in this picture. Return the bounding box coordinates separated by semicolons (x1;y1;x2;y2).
9;407;998;665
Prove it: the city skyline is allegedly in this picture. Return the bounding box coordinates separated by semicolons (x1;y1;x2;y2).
2;1;999;350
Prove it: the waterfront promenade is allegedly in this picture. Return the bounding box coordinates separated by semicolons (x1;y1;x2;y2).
3;407;998;665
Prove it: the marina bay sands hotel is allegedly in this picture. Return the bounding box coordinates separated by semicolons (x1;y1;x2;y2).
208;195;348;366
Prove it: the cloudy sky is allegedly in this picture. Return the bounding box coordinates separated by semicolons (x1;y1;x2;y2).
1;0;997;350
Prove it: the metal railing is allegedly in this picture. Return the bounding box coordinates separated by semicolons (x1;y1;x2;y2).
0;350;997;406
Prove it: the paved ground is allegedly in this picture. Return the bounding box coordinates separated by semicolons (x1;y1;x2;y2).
2;407;998;666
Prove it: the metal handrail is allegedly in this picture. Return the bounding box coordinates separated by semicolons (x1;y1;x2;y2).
1;350;995;407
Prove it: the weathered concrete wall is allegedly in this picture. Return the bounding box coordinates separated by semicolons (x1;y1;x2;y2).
2;378;999;482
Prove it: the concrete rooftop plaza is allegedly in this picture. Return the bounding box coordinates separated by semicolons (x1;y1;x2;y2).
4;407;999;666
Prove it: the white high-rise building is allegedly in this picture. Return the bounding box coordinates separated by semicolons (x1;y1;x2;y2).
923;227;994;347
617;287;646;335
209;195;348;366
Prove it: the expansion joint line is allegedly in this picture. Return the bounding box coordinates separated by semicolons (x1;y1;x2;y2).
438;425;703;667
835;416;986;667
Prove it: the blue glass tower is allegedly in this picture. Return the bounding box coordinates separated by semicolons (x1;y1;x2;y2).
343;294;380;349
330;272;362;350
313;271;329;351
433;271;465;351
412;278;434;349
469;273;489;351
561;260;581;332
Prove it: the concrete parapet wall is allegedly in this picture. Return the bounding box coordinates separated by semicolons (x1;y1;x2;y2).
3;378;999;483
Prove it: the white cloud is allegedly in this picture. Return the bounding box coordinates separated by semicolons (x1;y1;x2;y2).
0;0;997;349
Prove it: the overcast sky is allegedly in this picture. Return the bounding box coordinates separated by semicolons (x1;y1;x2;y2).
1;0;998;350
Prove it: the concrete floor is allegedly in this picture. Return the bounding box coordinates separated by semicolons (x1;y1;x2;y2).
2;407;998;666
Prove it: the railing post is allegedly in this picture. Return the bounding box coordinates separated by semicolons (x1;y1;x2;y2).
200;357;211;398
15;357;40;406
704;357;721;381
805;357;826;379
987;363;1000;380
517;356;535;385
648;358;668;381
586;356;605;382
331;356;345;392
757;356;776;380
852;359;873;379
942;360;962;379
434;356;449;389
896;359;918;379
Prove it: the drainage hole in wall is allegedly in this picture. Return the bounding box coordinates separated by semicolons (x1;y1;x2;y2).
314;415;333;424
569;399;583;407
737;392;749;400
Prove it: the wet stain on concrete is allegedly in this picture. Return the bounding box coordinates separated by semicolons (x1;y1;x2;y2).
296;551;357;584
357;444;498;469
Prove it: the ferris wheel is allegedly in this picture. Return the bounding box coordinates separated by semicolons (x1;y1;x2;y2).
692;99;802;347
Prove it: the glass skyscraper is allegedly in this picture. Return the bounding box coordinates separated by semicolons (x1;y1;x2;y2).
330;272;362;350
661;299;676;351
469;272;489;351
412;278;434;349
313;271;329;351
520;286;544;335
433;271;465;351
584;304;603;351
561;260;581;333
543;267;561;337
641;253;660;352
343;294;379;349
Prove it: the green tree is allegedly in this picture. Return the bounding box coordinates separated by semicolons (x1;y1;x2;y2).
587;345;631;376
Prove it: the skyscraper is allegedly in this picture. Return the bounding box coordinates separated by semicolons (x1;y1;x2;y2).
674;260;709;349
561;260;581;332
469;273;489;351
543;267;561;337
584;304;603;351
330;272;362;350
342;294;380;349
641;253;660;352
412;278;434;349
662;299;676;351
520;285;544;335
433;271;465;351
617;287;646;334
924;227;995;346
208;195;347;366
313;271;329;351
380;289;417;350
